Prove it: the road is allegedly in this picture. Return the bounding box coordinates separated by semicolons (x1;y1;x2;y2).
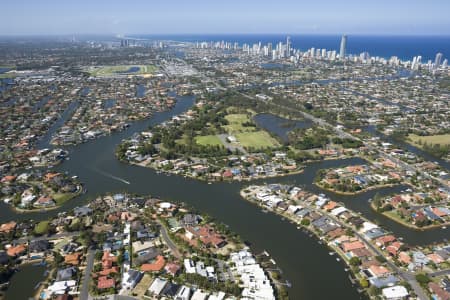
158;222;182;259
80;249;95;300
429;268;450;277
13;231;80;244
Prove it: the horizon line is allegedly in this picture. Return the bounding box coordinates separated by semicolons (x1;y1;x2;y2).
0;32;450;37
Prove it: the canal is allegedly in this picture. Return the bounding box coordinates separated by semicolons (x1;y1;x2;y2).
2;95;448;300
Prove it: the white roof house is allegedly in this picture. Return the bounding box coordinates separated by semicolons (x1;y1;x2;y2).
148;277;167;296
381;285;409;299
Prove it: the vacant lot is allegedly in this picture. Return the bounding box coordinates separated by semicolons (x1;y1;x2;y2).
195;135;223;146
235;131;280;149
408;134;450;147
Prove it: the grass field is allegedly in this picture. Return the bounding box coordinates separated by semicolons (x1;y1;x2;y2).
235;131;280;149
224;114;253;133
34;221;50;235
195;135;222;146
87;65;157;77
408;134;450;147
53;192;78;205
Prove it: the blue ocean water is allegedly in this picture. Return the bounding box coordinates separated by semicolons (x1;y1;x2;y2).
134;34;450;62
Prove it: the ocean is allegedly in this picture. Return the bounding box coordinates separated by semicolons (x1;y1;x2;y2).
133;34;450;62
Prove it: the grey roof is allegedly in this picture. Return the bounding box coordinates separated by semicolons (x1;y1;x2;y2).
56;266;77;281
364;228;388;240
369;275;399;288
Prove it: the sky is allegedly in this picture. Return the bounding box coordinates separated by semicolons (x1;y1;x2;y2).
1;0;450;36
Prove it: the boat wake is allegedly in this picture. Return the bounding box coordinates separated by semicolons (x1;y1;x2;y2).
92;168;130;184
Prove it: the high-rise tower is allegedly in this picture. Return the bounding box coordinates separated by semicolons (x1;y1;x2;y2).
435;52;443;68
339;35;347;60
286;36;291;57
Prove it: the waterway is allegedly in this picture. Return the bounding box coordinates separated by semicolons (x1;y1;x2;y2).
3;96;449;300
254;113;312;142
6;264;46;299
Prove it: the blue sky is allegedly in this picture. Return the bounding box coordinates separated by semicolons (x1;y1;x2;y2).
1;0;450;35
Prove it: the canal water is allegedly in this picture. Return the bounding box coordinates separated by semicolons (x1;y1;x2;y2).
2;95;449;300
6;264;46;299
254;113;313;142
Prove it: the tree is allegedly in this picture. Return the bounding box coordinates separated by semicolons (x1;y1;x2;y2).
415;273;431;285
359;278;369;288
300;219;310;226
349;257;361;267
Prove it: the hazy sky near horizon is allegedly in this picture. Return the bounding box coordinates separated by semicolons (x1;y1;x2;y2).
2;0;450;35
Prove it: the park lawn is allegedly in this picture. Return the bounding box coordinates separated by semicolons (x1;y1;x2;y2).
235;131;280;149
383;210;413;228
408;134;450;147
195;135;222;146
34;221;50;235
224;114;254;133
53;192;78;206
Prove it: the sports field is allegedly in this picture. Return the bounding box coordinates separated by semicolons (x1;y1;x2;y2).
235;131;280;149
87;65;157;77
408;134;450;147
195;135;223;146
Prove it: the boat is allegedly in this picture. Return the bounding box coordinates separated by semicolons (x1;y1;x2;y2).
442;226;447;229
329;252;334;255
336;258;340;261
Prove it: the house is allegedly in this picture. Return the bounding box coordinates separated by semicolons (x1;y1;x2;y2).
185;225;226;248
34;196;55;207
175;285;191;300
368;265;390;277
141;255;166;272
164;262;181;276
47;280;77;295
122;269;143;290
148;277;168;296
64;252;82;265
341;241;366;253
191;289;209;300
135;247;159;265
0;251;9;264
161;282;180;298
0;221;17;233
428;282;450;300
375;235;396;247
398;251;411;264
29;240;50;253
102;251;117;269
73;206;92;217
6;244;26;257
56;267;77;281
382;285;409;299
97;276;115;289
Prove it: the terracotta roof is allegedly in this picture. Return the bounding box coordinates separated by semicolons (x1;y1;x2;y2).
0;221;17;233
428;282;450;300
342;241;366;252
7;244;26;257
164;262;181;276
368;265;390;277
141;255;166;272
97;276;115;289
64;252;82;265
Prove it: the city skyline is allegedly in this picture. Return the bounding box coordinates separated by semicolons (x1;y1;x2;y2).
1;0;450;36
